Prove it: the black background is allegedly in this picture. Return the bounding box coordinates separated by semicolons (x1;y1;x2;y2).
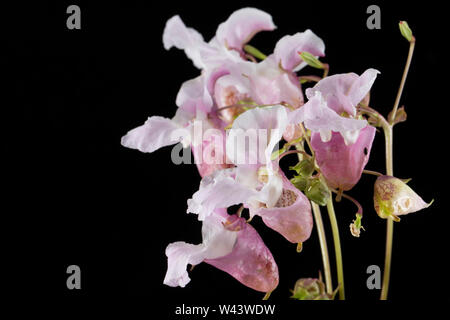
3;0;449;314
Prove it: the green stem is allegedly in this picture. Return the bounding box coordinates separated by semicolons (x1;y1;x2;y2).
326;198;345;299
380;124;394;300
389;40;415;124
311;202;333;295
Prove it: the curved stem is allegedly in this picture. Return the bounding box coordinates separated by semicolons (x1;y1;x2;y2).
311;202;333;295
326;198;345;300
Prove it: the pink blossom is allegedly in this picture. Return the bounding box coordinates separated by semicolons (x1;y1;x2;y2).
250;171;313;243
205;214;279;292
311;125;376;191
305;68;379;116
273;30;325;72
164;209;279;293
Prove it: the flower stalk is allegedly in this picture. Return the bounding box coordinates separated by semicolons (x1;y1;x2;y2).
326;197;345;300
311;201;333;295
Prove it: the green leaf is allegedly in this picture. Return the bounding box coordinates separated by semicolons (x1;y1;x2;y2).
305;178;330;206
289;159;315;177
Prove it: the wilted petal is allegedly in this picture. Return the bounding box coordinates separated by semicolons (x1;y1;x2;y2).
250;172;313;243
306;69;380;116
311;125;376;191
215;8;276;51
374;176;431;221
274;30;325;71
121;112;191;153
205;214;279;293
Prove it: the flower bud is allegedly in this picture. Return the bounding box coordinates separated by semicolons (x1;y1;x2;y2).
373;176;432;221
298;51;324;69
399;21;414;42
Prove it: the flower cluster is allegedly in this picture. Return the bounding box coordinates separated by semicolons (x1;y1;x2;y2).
121;8;431;299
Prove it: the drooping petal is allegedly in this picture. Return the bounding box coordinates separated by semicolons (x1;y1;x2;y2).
121;112;192;153
205;214;279;293
215;8;276;51
306;69;380;116
187;168;258;220
311;125;376;191
274;30;325;72
250;172;313;243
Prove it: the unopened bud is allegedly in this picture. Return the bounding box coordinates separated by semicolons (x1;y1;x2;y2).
399;21;414;42
373;175;432;221
298;51;324;69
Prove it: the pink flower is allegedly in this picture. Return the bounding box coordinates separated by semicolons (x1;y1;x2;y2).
250;171;313;243
273;30;325;72
163;8;276;70
311;125;376;191
289;69;379;145
164;209;279;293
305;68;379;116
289;91;368;145
214;8;276;53
188;106;313;244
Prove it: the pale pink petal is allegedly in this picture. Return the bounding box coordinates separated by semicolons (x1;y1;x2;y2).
163;15;212;69
164;210;237;287
163;241;205;287
121;114;190;153
300;92;368;145
192;129;234;178
226;105;289;166
348;68;380;107
305;69;380;116
215;8;276;51
205;214;279;293
187;168;258;220
247;58;304;108
176;75;213;114
274;30;325;71
250;172;313;243
311;125;376;191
